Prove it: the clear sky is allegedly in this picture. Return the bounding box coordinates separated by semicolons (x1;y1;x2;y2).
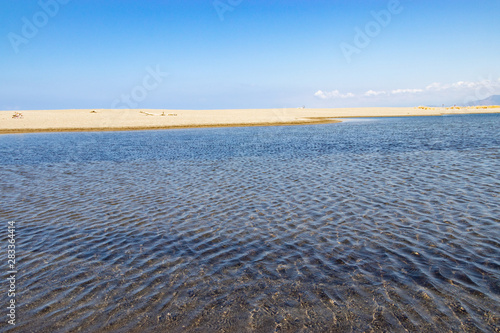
1;0;500;110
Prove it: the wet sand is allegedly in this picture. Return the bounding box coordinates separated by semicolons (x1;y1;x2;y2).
1;106;499;134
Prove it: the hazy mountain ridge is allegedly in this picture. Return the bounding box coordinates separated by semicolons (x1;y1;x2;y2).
466;95;500;106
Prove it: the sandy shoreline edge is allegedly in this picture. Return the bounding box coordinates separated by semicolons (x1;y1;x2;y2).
1;107;499;135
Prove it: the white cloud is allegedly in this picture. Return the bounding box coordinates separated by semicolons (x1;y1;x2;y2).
425;82;443;91
364;90;386;96
314;90;355;99
315;77;500;101
425;79;500;92
391;88;423;94
453;81;474;88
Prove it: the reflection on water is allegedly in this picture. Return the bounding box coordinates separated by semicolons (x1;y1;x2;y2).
0;114;499;332
330;117;379;122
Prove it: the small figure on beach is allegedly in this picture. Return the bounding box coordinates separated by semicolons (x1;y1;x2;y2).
12;112;23;119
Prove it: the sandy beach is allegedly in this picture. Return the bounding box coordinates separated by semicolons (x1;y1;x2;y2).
1;106;499;134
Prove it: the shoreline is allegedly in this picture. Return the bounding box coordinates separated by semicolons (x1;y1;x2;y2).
0;118;340;135
1;107;499;135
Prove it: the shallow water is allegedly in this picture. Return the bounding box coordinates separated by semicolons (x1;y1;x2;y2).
0;114;499;332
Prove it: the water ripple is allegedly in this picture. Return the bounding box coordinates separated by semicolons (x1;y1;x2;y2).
0;115;499;332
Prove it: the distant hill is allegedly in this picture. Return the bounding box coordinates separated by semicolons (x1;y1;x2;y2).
466;95;500;106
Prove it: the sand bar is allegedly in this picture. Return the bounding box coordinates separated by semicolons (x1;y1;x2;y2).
1;107;499;134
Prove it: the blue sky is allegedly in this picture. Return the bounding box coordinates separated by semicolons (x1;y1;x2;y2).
1;0;500;110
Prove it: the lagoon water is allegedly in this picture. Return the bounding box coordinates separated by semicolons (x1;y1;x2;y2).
1;114;499;332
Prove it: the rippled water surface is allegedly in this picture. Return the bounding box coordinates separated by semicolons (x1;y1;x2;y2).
1;114;499;332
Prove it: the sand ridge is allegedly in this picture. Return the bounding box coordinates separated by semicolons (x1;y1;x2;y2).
1;107;499;134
